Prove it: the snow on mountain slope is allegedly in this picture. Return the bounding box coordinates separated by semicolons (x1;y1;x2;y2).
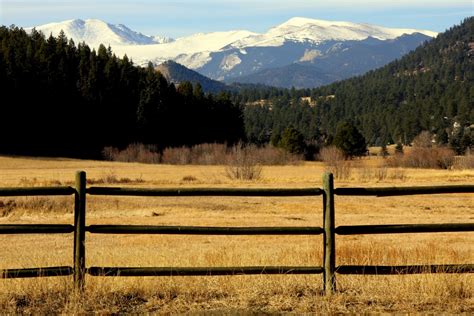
26;17;437;73
229;17;438;48
111;30;257;67
25;19;173;47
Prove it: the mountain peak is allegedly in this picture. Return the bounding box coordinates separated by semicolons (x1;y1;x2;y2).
280;17;357;28
25;18;171;47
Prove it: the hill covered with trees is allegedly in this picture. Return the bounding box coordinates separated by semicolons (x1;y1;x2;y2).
243;17;473;149
1;18;472;160
155;60;230;94
0;27;243;158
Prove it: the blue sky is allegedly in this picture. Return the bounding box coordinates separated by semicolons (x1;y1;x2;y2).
1;0;472;38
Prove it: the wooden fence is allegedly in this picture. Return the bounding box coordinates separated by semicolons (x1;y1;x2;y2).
1;171;473;294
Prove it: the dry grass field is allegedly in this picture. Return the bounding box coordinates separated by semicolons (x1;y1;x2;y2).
0;155;473;313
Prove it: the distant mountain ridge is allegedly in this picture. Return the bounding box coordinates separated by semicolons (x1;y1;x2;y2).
26;17;437;88
310;17;473;145
25;19;173;47
225;33;432;88
155;60;229;93
241;17;473;149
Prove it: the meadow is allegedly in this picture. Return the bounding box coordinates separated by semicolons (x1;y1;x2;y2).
0;155;473;313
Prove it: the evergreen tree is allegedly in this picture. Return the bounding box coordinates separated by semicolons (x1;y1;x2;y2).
333;122;367;157
0;27;244;157
278;126;306;154
436;129;449;145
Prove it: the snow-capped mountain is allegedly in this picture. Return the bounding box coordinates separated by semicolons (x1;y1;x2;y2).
228;17;436;48
114;30;257;69
26;17;437;88
25;19;173;47
195;18;436;82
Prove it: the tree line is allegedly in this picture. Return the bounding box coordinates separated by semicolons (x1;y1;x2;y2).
1;18;472;160
0;26;243;158
238;17;473;154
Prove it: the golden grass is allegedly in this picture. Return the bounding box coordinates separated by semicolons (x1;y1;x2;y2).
0;155;473;313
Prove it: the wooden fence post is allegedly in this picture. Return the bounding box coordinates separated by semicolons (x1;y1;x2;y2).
74;171;86;291
323;172;336;294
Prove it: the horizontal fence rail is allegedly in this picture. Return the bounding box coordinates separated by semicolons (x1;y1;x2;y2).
1;266;73;278
0;224;74;234
1;171;473;296
336;264;474;275
87;187;323;196
86;225;324;235
87;266;324;277
335;223;474;235
0;186;76;281
335;185;474;196
0;186;75;196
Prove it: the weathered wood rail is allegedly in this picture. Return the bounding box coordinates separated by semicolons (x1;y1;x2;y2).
1;171;473;294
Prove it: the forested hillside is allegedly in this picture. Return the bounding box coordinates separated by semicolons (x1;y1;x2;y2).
243;17;473;147
1;18;472;159
0;27;243;157
155;60;229;94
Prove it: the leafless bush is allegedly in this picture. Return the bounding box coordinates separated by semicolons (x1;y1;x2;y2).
357;166;391;182
225;146;263;181
357;167;372;181
192;143;229;165
161;146;192;164
253;146;302;165
319;146;352;180
0;200;16;217
375;166;388;180
181;175;198;182
104;143;303;166
412;131;433;148
161;143;227;165
161;143;301;165
389;168;407;181
87;170;144;184
102;144;161;164
453;151;474;170
387;147;455;169
18;177;62;187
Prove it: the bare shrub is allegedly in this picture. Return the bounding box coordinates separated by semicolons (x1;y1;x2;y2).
412;131;433;148
102;144;161;164
102;146;119;161
387;147;455;169
453;151;474;170
161;144;228;165
192;143;229;165
357;167;372;181
87;170;144;185
18;177;62;187
0;200;16;217
181;175;198;182
319;146;352;180
162;143;302;166
104;143;302;166
374;167;388;181
389;168;407;181
225;146;263;181
254;146;302;165
357;166;389;181
161;146;192;164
